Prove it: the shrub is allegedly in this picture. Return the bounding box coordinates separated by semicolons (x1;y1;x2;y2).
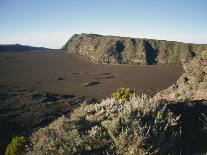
28;116;114;155
5;136;27;155
113;88;134;102
175;92;181;98
27;95;181;155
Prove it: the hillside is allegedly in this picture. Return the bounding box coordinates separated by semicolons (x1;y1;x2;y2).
63;33;207;66
155;50;207;100
0;44;49;52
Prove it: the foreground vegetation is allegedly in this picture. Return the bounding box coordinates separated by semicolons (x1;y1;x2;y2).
26;94;181;155
5;136;27;155
6;87;207;155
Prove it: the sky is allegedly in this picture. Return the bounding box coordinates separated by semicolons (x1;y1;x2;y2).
0;0;207;48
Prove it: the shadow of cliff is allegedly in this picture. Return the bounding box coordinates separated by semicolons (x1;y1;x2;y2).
115;40;125;64
144;40;158;65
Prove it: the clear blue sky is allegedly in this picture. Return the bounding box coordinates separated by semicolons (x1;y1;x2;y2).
0;0;206;48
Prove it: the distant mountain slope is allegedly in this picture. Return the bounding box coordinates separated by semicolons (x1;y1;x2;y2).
0;44;49;52
62;33;207;66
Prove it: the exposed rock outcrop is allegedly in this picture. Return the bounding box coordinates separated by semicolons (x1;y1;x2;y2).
62;33;207;66
155;50;207;100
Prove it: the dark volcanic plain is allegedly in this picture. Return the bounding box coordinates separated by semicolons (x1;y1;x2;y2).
0;50;183;98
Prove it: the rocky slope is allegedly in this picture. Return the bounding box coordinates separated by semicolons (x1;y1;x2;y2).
0;86;98;154
155;50;207;100
62;33;207;66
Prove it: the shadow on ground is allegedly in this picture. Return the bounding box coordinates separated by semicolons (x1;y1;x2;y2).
165;100;207;154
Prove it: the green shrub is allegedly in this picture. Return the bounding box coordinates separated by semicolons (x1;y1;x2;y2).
113;88;134;102
5;136;27;155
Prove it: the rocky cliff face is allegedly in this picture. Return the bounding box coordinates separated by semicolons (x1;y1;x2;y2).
62;33;207;66
155;50;207;100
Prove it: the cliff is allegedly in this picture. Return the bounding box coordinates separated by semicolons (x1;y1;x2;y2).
155;50;207;100
62;33;207;66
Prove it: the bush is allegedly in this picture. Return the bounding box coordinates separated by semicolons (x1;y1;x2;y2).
113;88;134;102
28;116;114;155
5;136;27;155
175;92;181;98
27;95;181;155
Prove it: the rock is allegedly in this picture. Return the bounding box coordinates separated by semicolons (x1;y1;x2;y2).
62;33;207;66
155;50;207;100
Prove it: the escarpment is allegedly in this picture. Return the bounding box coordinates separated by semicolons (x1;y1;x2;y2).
155;50;207;100
62;33;207;66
